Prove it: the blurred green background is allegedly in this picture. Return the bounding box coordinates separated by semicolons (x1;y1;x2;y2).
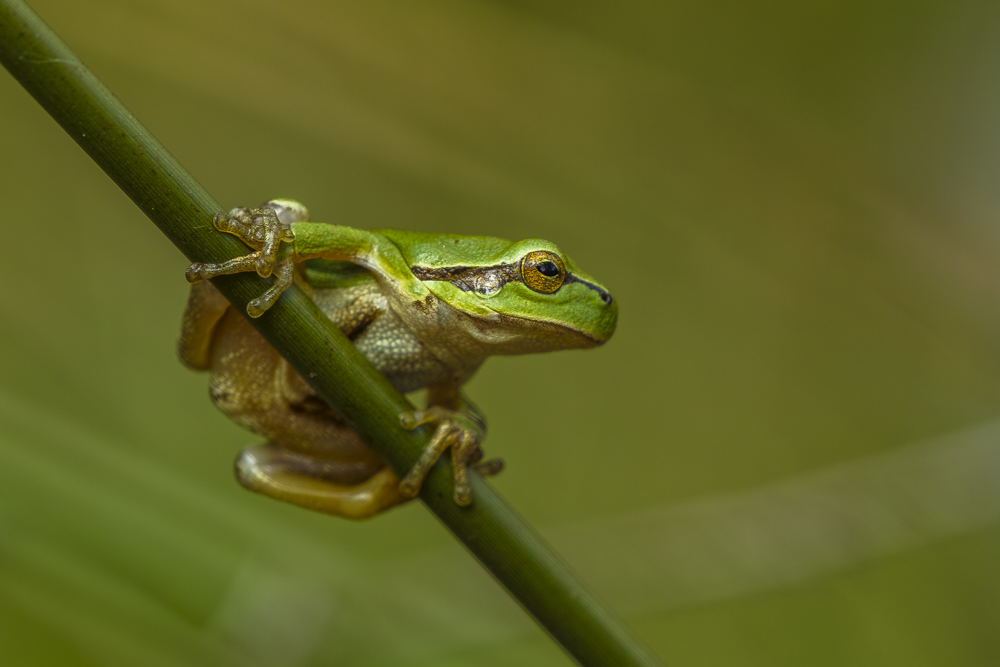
3;0;1000;665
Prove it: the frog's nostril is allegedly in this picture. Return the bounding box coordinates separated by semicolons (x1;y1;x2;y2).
600;291;613;306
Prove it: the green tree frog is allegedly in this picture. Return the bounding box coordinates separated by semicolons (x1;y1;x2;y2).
179;200;617;519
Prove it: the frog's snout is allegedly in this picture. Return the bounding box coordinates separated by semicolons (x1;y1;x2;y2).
591;290;618;345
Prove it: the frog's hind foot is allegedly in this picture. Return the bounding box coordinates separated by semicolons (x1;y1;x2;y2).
235;443;409;519
186;200;308;317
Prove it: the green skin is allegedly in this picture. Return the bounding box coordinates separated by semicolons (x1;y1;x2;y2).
180;199;617;519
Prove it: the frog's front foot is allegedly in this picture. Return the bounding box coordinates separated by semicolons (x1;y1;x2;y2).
185;200;308;317
398;407;503;506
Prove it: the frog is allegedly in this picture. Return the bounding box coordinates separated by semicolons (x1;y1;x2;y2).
179;199;617;519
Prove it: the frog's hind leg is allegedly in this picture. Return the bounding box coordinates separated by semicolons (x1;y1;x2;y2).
178;281;231;370
235;444;409;519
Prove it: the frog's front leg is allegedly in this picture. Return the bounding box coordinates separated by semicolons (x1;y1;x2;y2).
399;387;504;506
186;201;306;317
186;199;428;318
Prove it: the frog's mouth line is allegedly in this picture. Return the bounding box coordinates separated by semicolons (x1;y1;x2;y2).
410;263;613;305
463;307;609;347
504;313;609;346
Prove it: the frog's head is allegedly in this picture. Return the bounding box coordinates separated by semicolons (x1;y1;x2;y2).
408;237;618;354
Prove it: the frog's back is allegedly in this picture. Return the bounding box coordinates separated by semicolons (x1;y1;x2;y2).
374;229;514;267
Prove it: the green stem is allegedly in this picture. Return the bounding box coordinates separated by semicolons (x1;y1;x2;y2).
0;2;663;665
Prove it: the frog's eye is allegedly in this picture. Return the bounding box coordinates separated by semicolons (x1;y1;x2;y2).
521;251;566;294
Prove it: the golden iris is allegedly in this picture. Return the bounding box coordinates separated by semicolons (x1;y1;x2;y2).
521;251;566;294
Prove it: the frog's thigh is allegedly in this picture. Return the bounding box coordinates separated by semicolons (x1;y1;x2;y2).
208;309;381;469
235;444;409;519
178;281;231;370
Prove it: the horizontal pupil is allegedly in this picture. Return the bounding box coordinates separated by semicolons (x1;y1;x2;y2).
537;261;560;277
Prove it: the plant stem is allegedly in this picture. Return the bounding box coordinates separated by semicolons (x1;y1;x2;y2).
0;1;663;664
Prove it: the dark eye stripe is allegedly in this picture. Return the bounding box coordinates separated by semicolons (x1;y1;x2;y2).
564;274;613;305
412;262;611;304
411;262;519;293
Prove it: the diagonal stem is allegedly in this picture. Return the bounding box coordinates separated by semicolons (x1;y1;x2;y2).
0;1;663;664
